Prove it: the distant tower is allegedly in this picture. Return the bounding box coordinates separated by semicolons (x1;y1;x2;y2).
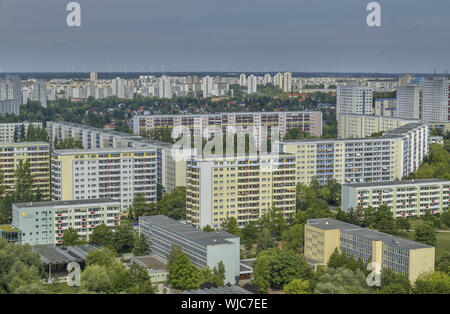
90;71;98;82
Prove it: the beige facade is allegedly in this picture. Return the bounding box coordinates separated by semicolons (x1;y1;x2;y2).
305;218;435;283
337;114;417;139
0;142;50;199
186;154;297;229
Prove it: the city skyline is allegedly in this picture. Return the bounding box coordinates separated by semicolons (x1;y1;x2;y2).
0;0;449;73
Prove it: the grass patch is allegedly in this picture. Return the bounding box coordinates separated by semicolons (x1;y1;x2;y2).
399;231;450;259
45;283;80;294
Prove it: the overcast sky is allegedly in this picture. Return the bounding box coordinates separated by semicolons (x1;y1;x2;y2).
0;0;449;73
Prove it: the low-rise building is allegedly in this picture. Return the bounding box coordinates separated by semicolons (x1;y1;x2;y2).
139;215;240;284
341;179;450;218
12;199;121;246
304;218;435;283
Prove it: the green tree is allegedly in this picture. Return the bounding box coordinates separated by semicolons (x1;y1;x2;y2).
396;218;411;234
327;248;346;269
132;233;150;256
166;244;183;273
89;224;113;247
111;223;135;253
0;239;45;293
415;221;436;246
281;223;304;253
13;159;34;203
203;225;215;232
85;248;116;267
283;279;310;294
169;253;200;290
62;227;81;246
413;271;450;294
81;264;113;293
377;268;411;294
253;248;313;292
436;252;450;275
256;229;275;252
314;268;370;294
129;193;149;219
127;263;156;294
221;216;241;237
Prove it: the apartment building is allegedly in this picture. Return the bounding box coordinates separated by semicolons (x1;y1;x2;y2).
185;154;297;229
279;123;429;186
422;76;450;123
0;122;43;143
51;147;157;215
337;114;418;139
139;215;240;284
12;199;120;246
47;121;185;193
132;111;323;145
337;85;373;116
0;142;50;199
374;98;396;117
304;218;435;283
396;84;422;120
341;179;450;218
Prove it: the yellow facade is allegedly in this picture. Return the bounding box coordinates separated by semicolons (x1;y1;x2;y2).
0;142;50;199
186;154;296;228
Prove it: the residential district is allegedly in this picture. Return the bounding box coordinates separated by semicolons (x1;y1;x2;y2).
0;72;449;294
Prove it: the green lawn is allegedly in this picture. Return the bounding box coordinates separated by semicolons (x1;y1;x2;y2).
45;283;80;294
400;231;450;259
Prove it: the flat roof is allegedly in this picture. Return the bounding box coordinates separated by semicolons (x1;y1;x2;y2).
131;255;167;270
0;225;19;232
307;218;432;250
13;198;119;209
140;215;238;246
343;178;449;188
53;146;157;155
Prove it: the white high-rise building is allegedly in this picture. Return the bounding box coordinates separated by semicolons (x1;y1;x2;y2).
264;73;272;85
283;72;292;92
201;76;214;98
158;76;172;99
239;73;247;87
247;75;257;94
274;73;284;90
421;77;450;123
112;77;125;98
337;85;373;116
396;85;422;120
32;80;47;108
90;71;98;82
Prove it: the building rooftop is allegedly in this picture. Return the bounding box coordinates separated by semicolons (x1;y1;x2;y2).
140;215;238;246
307;218;432;250
0;225;19;232
13;198;119;209
280;122;427;144
130;255;167;270
32;245;97;265
342;178;448;188
178;285;253;294
52;146;157;155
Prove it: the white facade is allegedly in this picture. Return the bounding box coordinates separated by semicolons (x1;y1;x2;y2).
337;85;373;116
396;85;422;120
422;77;450;123
247;75;257;94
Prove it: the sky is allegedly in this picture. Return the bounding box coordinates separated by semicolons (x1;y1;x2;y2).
0;0;449;73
